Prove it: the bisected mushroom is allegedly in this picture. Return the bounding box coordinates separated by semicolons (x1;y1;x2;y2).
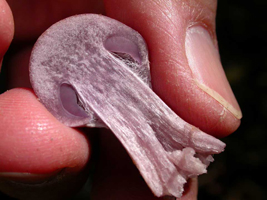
29;14;225;198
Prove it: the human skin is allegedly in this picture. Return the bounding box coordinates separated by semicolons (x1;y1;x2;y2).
0;0;241;199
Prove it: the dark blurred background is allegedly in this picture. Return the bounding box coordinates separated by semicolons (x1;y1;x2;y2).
0;0;266;199
198;0;267;200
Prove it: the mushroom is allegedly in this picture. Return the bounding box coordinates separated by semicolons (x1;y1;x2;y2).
29;14;225;198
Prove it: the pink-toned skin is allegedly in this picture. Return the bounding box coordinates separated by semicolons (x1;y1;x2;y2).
29;14;225;198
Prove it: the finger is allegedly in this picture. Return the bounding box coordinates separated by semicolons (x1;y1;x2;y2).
0;88;91;199
6;0;105;41
91;0;240;199
91;130;198;200
104;0;241;137
0;0;14;69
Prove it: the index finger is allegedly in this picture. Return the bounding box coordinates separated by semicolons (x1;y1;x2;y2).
0;0;14;69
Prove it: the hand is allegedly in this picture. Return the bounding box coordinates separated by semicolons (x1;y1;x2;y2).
0;0;241;199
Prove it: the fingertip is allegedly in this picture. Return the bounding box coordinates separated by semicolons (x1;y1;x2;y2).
0;0;14;63
0;88;90;173
161;82;241;138
0;89;96;200
207;108;241;138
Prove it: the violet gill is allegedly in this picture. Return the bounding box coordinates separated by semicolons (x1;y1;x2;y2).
29;14;225;198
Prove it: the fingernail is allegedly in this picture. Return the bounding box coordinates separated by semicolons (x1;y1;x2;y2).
185;26;242;119
0;170;62;184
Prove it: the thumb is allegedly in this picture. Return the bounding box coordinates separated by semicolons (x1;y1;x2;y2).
90;0;241;199
104;0;241;138
0;0;14;69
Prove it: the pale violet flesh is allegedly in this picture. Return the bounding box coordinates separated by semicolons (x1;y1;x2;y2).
29;14;225;198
